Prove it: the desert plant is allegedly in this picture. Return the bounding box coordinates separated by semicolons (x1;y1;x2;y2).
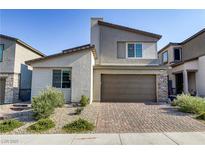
196;112;205;120
32;87;65;119
0;119;24;133
75;107;84;115
62;118;94;133
41;87;65;108
173;94;205;114
27;118;55;133
80;95;89;107
32;96;55;119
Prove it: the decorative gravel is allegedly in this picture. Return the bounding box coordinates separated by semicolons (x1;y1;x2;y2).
0;103;100;134
2;102;205;134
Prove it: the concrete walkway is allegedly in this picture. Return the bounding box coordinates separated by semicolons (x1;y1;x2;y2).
1;132;205;145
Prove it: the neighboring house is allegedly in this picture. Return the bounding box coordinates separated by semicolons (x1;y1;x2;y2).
158;28;205;97
26;18;168;103
0;34;45;104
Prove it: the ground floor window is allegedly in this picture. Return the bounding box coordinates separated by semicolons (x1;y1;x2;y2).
52;69;71;88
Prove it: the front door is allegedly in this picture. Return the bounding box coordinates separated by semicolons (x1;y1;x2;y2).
0;78;6;104
175;73;183;95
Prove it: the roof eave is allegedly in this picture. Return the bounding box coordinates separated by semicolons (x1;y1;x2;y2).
16;39;46;57
26;45;96;65
98;21;162;40
0;34;46;57
181;28;205;44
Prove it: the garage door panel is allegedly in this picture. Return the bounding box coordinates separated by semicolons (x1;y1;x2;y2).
102;84;155;89
102;88;155;94
101;74;156;102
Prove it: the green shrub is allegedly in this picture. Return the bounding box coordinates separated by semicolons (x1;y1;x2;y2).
196;112;205;120
32;87;65;119
80;95;89;107
41;87;65;108
75;107;84;115
63;118;94;133
43;87;65;107
173;94;205;114
32;96;55;119
27;118;55;133
0;119;24;133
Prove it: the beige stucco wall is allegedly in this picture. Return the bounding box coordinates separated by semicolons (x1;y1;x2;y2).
182;32;205;61
197;55;205;96
90;20;160;66
99;26;159;65
31;68;71;101
90;18;102;64
188;72;196;93
14;43;42;73
171;60;198;73
0;37;42;74
31;49;94;103
0;37;16;73
93;67;167;102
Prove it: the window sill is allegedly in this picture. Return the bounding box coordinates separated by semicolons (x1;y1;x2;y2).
126;57;143;59
54;87;71;89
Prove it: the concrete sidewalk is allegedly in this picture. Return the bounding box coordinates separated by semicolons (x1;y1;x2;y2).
1;132;205;145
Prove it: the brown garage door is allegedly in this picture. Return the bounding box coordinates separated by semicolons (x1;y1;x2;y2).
101;74;156;102
0;78;6;104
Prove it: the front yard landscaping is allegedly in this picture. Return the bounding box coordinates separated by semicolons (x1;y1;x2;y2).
32;87;66;120
27;118;55;133
62;118;95;133
0;119;24;133
172;94;205;120
0;87;97;134
1;91;205;134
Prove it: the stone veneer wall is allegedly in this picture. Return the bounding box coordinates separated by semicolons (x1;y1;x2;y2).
4;73;20;103
157;70;168;102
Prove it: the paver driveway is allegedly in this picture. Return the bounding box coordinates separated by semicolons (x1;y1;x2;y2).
95;102;205;133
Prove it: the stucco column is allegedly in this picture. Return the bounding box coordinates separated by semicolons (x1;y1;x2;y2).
183;70;189;94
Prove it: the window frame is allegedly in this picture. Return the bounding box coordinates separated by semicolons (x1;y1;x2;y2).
173;47;182;61
162;51;168;64
52;69;71;89
0;44;4;62
126;42;143;59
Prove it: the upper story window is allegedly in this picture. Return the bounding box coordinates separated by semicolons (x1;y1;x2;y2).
0;44;4;62
174;47;182;61
127;43;142;58
52;69;71;88
162;51;168;63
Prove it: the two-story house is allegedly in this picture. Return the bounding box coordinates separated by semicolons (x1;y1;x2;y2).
26;18;168;103
0;34;45;104
158;28;205;97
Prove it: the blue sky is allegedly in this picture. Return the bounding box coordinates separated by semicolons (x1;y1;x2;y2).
0;9;205;55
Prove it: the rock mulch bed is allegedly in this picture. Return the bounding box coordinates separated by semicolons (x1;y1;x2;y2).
0;103;100;134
